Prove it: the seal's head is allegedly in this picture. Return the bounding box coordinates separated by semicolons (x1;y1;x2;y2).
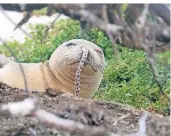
49;39;105;98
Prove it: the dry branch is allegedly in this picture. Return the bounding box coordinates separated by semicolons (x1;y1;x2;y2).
14;11;32;31
42;13;61;41
52;4;170;53
0;6;32;39
102;4;120;59
0;4;169;53
133;4;170;101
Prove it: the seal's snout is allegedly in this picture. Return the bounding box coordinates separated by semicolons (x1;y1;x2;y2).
81;46;89;58
80;46;91;66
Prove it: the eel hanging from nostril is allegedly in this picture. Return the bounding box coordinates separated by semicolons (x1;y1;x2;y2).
75;47;89;98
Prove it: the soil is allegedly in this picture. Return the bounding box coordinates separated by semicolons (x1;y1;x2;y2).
0;82;170;136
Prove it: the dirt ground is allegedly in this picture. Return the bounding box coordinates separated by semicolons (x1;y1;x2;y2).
0;82;170;136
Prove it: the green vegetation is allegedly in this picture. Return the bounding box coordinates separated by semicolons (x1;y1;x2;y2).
0;18;170;115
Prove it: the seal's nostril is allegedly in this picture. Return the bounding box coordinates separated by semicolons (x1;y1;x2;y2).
84;63;88;66
86;51;90;61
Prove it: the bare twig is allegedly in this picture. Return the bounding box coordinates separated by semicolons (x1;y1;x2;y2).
135;4;149;30
42;13;61;42
145;48;170;101
14;11;32;31
137;112;148;136
134;4;170;101
66;6;124;34
0;6;32;39
102;4;120;60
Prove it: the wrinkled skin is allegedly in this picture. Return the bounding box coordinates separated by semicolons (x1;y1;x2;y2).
0;39;105;98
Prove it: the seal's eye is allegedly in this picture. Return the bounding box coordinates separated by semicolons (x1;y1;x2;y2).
95;49;103;55
66;43;76;46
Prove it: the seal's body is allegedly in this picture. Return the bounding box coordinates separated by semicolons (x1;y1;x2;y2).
0;39;105;98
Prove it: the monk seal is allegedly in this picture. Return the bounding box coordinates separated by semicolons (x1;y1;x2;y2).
0;39;105;98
